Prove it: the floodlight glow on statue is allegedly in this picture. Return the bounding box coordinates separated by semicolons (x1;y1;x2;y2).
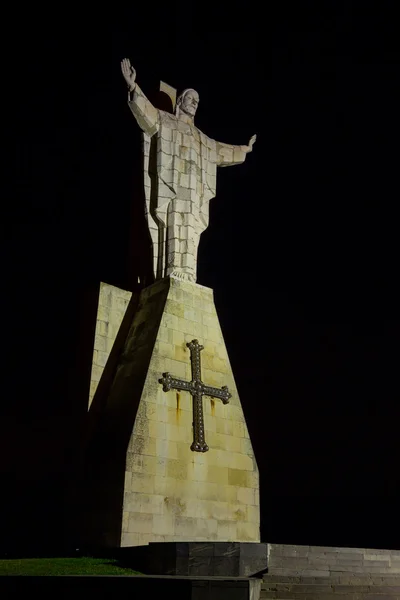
121;58;256;283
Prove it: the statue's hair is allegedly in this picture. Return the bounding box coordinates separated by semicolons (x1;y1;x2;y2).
176;88;199;110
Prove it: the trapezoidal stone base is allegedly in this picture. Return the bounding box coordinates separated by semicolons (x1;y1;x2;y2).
83;276;260;548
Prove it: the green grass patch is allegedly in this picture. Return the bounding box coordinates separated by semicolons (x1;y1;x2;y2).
0;557;141;576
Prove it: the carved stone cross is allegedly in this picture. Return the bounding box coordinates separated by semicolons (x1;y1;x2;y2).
159;339;231;452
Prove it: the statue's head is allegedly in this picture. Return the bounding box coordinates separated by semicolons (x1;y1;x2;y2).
176;88;199;118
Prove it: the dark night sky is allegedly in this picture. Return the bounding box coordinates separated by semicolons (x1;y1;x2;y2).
2;3;400;552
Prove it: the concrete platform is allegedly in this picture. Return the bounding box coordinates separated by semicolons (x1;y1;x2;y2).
0;574;261;600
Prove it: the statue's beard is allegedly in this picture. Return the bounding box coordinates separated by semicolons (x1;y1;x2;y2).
180;106;196;118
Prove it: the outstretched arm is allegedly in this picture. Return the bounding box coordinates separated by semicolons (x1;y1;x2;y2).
217;134;257;167
121;58;159;136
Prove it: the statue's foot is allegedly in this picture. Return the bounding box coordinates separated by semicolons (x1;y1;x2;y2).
170;270;196;283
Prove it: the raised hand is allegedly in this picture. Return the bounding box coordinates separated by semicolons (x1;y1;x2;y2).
248;134;257;150
121;58;137;91
242;134;257;153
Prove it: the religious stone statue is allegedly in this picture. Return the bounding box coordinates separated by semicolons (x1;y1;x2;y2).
121;58;256;283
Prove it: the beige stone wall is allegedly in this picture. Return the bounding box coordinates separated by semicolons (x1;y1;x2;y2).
121;277;260;546
88;283;132;407
267;544;400;576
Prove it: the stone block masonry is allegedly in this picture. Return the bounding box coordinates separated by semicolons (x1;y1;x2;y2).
88;283;132;407
83;276;260;548
261;544;400;599
267;543;400;576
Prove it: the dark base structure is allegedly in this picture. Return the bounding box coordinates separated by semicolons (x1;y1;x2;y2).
117;541;268;577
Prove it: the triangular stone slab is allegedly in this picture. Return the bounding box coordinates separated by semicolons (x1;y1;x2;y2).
88;282;133;407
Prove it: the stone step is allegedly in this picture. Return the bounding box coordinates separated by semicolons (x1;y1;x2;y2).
261;575;400;599
261;592;400;599
269;545;400;558
268;544;400;576
268;565;400;577
264;575;400;585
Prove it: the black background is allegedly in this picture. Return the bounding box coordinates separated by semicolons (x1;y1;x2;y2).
2;2;400;553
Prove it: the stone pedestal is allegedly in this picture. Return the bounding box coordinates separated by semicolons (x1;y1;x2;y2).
83;276;260;548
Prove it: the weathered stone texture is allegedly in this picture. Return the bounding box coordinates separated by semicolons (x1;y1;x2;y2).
88;283;132;407
85;276;260;547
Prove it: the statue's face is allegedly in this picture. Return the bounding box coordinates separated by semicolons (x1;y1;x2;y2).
180;90;199;116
